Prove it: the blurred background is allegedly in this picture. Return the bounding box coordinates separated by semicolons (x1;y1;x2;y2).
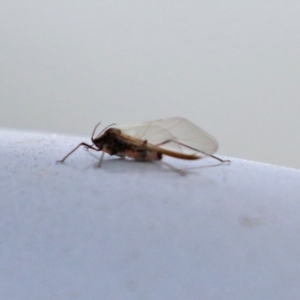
1;1;300;169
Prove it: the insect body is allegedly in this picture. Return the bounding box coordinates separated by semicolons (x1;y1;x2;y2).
93;128;163;162
57;117;229;166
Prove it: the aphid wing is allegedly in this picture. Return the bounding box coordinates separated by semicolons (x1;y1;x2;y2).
119;117;218;156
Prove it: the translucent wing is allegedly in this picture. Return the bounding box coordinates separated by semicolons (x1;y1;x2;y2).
118;117;218;157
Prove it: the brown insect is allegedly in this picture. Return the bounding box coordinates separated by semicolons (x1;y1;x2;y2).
57;117;229;167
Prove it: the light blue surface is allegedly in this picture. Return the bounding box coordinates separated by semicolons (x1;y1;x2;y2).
1;130;300;299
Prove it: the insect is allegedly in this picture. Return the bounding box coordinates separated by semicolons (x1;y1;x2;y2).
57;117;229;167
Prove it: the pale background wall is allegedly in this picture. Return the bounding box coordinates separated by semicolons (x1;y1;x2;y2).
1;1;300;169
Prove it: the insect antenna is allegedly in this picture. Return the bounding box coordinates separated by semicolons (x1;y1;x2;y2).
85;122;116;153
93;123;116;140
91;122;102;140
81;122;102;151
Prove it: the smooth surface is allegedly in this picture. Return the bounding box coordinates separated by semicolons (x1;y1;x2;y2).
1;129;300;300
1;1;300;168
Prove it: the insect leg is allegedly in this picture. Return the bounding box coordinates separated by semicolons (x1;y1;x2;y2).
57;143;100;163
96;150;105;168
155;139;230;163
157;160;187;176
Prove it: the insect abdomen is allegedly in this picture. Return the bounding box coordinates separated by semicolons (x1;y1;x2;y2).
122;149;162;161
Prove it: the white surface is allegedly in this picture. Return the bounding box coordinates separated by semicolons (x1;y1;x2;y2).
1;129;300;300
